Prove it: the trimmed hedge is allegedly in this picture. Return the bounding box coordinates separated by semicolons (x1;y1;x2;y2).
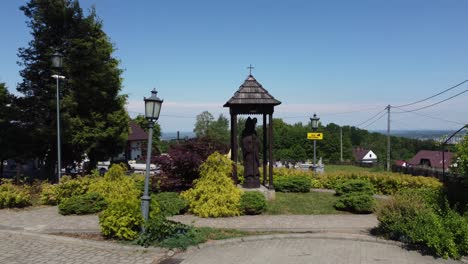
155;192;187;217
58;192;107;215
334;179;374;214
273;167;442;194
240;191;267;215
274;176;311;193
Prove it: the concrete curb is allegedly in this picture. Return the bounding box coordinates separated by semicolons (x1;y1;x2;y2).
0;229;167;254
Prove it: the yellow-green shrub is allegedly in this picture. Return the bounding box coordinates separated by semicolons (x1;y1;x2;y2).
88;164;143;202
317;171;442;195
40;176;94;205
182;152;242;218
272;167;442;195
0;180;31;208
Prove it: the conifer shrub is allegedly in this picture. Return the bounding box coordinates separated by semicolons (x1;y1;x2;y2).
274;176;311;192
40;175;93;205
58;192;107;215
240;191;267;215
0;180;31;208
334;179;374;213
181;152;242;217
155;192;187;216
99;196;160;240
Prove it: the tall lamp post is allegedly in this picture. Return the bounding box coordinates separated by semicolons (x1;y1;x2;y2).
51;52;65;183
310;113;320;172
141;89;163;228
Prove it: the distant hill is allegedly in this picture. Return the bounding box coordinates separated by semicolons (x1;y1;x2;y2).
161;131;196;141
373;130;456;140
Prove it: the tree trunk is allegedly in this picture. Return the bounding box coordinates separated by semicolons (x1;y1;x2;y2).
0;158;4;179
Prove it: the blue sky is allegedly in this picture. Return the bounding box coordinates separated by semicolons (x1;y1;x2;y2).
1;0;467;132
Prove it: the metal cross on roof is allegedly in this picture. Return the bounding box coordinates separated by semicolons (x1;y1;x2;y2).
247;64;254;75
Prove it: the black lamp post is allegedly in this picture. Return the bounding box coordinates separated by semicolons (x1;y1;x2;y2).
310;113;320;169
51;52;65;183
141;89;163;228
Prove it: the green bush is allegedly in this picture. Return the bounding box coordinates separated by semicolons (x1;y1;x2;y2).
334;179;374;214
334;192;374;213
40;176;93;205
376;190;468;259
0;180;31;208
181;152;242;217
137;215;194;248
274;176;311;193
99;196;160;240
58;192;107;215
335;179;374;196
240;191;267;215
155;192;187;216
88;165;143;202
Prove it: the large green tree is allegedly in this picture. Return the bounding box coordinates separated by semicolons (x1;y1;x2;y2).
17;0;129;177
193;111;229;145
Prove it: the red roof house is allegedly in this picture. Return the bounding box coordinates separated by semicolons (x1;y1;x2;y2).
127;121;148;160
353;147;378;164
408;150;454;170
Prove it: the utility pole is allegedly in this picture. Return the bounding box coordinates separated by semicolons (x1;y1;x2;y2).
386;105;391;171
340;126;343;163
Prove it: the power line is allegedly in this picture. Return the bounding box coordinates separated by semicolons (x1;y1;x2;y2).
361;111;387;129
392;106;465;125
396;88;468;112
280;106;384;119
393;79;468;108
355;108;387;127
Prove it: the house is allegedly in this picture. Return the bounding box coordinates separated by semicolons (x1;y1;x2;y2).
126;121;148;161
408;150;454;170
353;147;378;164
395;160;407;167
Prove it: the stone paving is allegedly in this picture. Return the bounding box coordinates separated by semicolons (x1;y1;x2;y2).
0;206;466;264
177;233;463;264
0;230;166;264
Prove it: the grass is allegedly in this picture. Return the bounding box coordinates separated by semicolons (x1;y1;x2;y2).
265;191;349;215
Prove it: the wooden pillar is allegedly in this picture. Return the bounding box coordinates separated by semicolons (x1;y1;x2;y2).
268;114;274;189
263;114;267;186
230;113;238;184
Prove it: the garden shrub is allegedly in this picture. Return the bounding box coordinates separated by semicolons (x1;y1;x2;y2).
274;176;311;192
334;192;374;213
181;152;242;217
334;179;374;213
155;192;187;216
317;171;442;195
58;192;107;215
99;196;160;240
240;191;267;215
0;180;31;208
376;190;468;259
88;164;143;202
137;215;195;248
40;175;93;205
335;179;374;196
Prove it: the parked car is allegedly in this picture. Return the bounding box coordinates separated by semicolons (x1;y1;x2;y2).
97;160;158;175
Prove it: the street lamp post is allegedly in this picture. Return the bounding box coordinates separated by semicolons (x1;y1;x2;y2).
141;89;163;229
310;113;320;173
51;52;65;183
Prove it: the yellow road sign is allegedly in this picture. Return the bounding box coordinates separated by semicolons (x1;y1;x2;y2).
307;132;323;140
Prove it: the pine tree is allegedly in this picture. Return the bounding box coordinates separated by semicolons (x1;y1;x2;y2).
17;0;129;178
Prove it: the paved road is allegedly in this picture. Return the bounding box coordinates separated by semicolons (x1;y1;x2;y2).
177;233;463;264
0;230;166;264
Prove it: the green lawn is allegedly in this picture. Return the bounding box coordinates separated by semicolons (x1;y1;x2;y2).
265;192;349;215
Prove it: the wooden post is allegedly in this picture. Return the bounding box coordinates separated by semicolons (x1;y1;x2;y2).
268;114;274;189
263;114;267;186
231;113;238;184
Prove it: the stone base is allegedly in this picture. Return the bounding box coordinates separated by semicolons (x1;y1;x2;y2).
237;184;276;201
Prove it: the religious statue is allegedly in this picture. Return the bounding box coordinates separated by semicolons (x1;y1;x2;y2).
241;117;260;188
